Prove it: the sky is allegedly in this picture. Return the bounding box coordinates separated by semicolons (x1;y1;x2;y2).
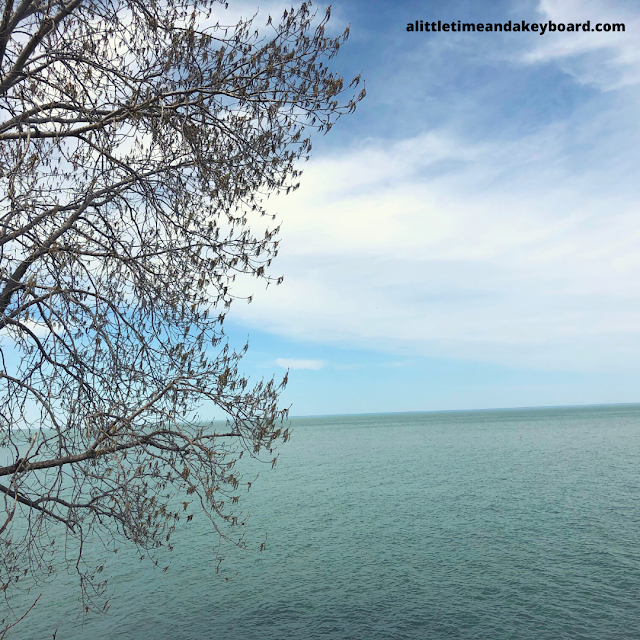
218;0;640;416
4;0;639;419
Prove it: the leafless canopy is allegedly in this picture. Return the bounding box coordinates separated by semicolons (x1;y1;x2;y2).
0;0;363;623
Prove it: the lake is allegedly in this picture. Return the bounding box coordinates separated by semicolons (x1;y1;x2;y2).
8;404;640;639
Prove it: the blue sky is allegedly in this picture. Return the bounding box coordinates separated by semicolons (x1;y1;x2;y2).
217;0;640;416
5;1;634;418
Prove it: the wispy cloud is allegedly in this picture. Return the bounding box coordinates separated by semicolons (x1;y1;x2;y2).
227;0;640;376
522;0;640;89
232;112;640;371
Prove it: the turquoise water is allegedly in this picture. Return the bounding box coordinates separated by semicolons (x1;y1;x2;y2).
8;405;640;639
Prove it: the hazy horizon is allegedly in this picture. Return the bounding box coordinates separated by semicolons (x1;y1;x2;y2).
287;401;640;419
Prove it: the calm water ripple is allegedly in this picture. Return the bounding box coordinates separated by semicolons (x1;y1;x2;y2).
8;404;640;639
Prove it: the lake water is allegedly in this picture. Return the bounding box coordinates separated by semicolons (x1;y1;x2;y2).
8;404;640;639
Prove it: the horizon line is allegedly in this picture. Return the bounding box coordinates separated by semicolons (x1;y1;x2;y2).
288;401;640;419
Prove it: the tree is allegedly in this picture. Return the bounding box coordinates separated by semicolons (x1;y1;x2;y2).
0;0;364;629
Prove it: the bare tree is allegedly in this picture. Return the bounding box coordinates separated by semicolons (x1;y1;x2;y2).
0;0;364;627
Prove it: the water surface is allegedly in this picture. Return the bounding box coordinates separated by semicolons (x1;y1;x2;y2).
9;404;640;639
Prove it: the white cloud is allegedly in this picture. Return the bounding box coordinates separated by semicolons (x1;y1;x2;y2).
275;358;325;370
226;0;640;374
230;118;640;372
521;0;640;89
